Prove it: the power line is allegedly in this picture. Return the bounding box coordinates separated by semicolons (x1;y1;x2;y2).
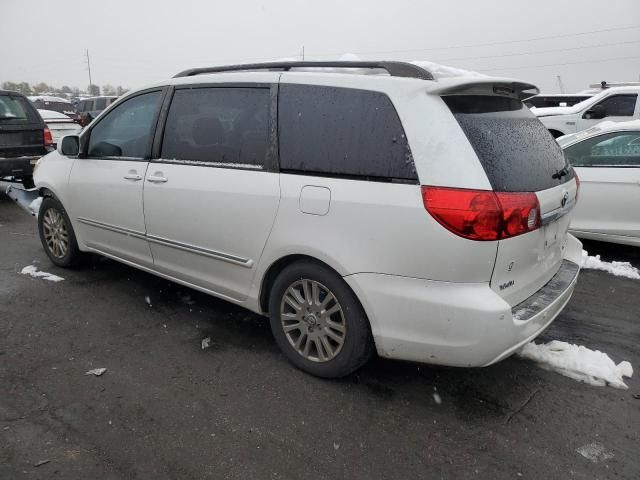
309;24;640;57
480;55;640;72
434;39;640;63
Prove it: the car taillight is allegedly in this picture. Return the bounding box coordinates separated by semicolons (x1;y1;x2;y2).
574;173;580;202
421;186;541;241
43;127;53;147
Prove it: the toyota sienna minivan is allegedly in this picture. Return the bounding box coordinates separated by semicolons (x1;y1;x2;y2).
31;61;582;377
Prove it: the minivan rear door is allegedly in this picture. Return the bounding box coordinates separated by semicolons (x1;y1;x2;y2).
444;94;578;307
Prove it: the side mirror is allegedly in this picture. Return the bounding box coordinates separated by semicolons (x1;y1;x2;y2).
59;135;80;156
584;104;606;120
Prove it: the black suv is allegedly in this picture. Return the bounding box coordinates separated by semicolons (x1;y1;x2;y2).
0;90;53;186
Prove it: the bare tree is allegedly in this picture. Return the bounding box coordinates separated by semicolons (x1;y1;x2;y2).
102;84;116;96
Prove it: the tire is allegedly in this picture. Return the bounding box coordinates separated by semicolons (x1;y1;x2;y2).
268;260;373;378
37;196;82;267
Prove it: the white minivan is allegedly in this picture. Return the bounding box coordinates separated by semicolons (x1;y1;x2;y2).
32;61;582;377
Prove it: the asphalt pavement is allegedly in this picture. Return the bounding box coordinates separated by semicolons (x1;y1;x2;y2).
1;193;638;479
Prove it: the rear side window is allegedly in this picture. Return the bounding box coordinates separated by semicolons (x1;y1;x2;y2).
444;95;572;192
592;94;637;117
94;98;107;110
279;84;417;182
565;132;640;167
161;87;270;167
0;94;40;125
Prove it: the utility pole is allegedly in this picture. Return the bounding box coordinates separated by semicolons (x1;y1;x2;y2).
85;49;93;88
301;45;305;61
556;75;565;94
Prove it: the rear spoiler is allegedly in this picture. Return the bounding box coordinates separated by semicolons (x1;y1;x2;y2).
428;78;540;101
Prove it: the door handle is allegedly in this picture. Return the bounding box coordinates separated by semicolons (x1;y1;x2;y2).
147;174;168;183
123;173;143;181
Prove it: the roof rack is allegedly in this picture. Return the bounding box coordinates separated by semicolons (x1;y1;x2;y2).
589;81;640;89
173;61;434;81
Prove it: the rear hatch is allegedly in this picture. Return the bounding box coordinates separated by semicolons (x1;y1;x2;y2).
0;92;46;158
444;94;577;306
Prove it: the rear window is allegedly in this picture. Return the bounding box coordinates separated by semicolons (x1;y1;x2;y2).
444;95;573;192
279;84;417;182
0;94;40;125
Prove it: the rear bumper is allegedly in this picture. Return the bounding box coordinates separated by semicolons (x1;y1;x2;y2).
344;235;582;367
0;156;40;178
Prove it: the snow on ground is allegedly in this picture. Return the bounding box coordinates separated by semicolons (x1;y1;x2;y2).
581;250;640;280
518;340;633;389
20;265;64;282
576;443;615;463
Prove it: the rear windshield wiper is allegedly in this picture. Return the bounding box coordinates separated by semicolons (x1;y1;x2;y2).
552;166;569;180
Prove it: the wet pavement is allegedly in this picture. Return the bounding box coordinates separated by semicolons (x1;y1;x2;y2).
1;193;638;479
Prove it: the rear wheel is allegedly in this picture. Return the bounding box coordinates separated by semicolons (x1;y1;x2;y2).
268;261;373;378
37;196;82;267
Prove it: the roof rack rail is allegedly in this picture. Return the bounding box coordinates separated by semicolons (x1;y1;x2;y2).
173;61;434;81
589;80;640;89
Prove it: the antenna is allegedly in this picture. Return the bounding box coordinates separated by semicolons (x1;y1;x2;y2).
85;49;93;88
301;45;305;61
556;75;565;93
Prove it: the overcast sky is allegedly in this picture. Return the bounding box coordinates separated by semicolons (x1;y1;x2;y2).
2;0;639;93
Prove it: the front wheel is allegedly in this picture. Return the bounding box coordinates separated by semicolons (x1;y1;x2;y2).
37;196;82;267
268;261;373;378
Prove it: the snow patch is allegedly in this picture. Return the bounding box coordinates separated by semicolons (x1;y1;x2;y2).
201;337;212;350
576;443;614;463
432;392;442;405
518;340;633;389
20;265;64;282
411;60;486;79
581;250;640;280
85;368;107;376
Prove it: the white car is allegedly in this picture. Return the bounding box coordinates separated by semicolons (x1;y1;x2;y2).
533;86;640;137
30;61;582;377
559;120;640;246
37;109;81;147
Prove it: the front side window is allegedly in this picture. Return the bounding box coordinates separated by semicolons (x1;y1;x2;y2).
161;87;270;167
592;94;637;117
87;91;161;158
565;131;640;167
278;84;416;181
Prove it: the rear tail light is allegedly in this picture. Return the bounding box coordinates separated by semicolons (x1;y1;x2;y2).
574;173;580;202
43;127;53;147
421;186;541;241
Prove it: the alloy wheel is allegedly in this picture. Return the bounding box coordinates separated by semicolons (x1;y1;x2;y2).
280;279;347;362
42;208;69;259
